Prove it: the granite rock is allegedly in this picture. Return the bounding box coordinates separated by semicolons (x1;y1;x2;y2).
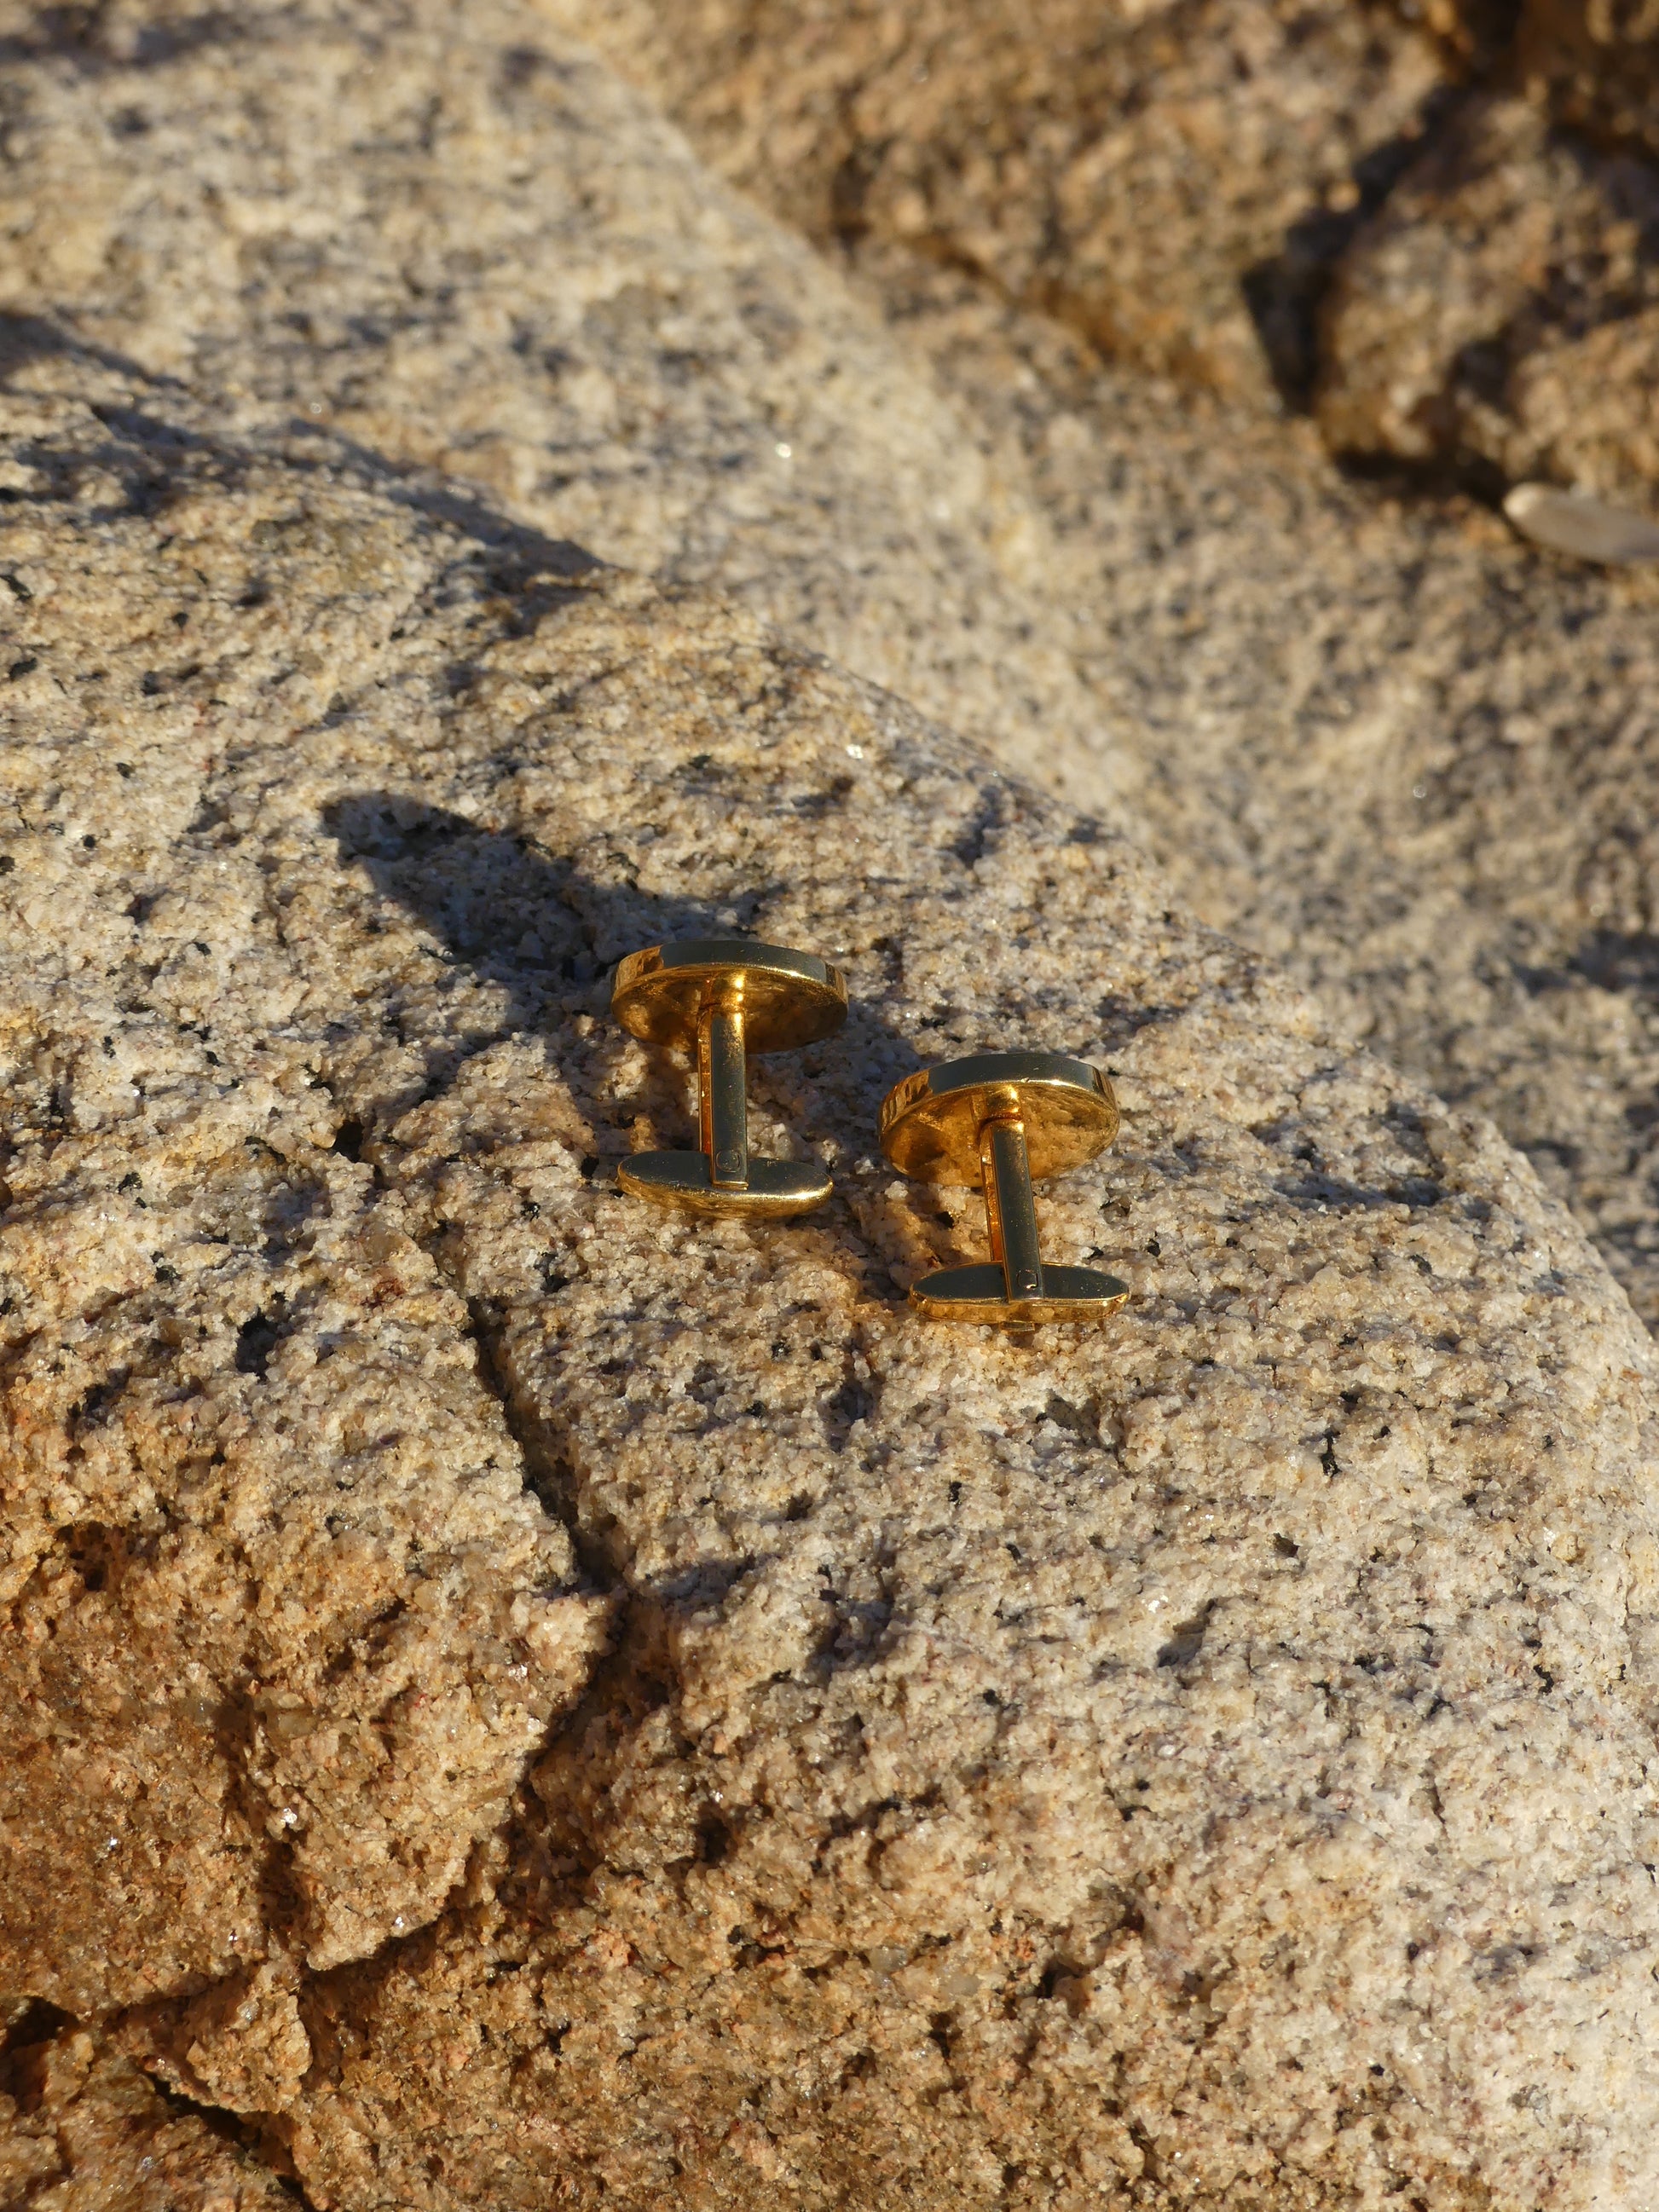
0;0;1119;819
857;254;1659;1332
1;2008;293;2210
17;0;1659;1347
0;371;616;2014
8;9;1659;2204
1392;0;1659;132
558;0;1659;511
5;334;1659;2210
510;0;1659;1327
1318;92;1659;508
546;0;1454;407
1519;0;1659;163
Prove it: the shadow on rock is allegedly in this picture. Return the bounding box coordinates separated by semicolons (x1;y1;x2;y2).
321;790;920;1141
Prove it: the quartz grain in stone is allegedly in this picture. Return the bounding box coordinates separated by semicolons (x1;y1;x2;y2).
5;372;1659;2209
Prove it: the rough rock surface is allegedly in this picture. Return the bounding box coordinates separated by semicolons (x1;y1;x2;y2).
851;248;1659;1335
563;0;1659;513
1518;0;1659;162
0;386;613;2003
508;0;1659;1327
7;309;1659;2212
0;0;1119;817
1318;93;1659;506
1;2007;292;2211
9;9;1659;2205
1402;0;1659;146
13;0;1659;1349
546;0;1454;407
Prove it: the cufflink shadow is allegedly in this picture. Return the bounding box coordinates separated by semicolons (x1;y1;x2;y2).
323;791;610;1039
319;790;919;1170
321;794;1142;1499
320;790;937;1465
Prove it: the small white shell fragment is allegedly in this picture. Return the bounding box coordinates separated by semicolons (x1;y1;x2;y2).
1503;481;1659;564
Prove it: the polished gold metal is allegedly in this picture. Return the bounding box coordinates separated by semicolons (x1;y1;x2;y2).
612;937;847;1218
879;1050;1128;1323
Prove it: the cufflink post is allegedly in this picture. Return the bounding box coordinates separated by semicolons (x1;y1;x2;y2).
880;1050;1129;1323
612;937;847;1218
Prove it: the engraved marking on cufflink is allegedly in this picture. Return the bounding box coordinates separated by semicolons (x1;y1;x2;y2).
611;937;847;1219
879;1050;1129;1323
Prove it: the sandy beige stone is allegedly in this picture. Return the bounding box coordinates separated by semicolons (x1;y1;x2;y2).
0;2010;293;2210
0;0;1119;820
829;245;1659;1340
1519;0;1659;161
5;349;1659;2209
0;373;614;2012
1318;92;1659;508
8;8;1659;2202
15;0;1659;1347
483;0;1659;1329
546;0;1454;409
560;0;1659;496
1391;0;1659;131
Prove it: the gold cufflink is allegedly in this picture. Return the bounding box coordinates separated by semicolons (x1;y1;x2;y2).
611;937;847;1217
880;1050;1128;1323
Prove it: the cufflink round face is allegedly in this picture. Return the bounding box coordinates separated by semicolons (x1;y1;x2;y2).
878;1049;1119;1187
612;939;847;1054
880;1050;1127;1325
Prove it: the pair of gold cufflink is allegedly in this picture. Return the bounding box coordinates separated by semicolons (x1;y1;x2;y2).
610;937;1128;1325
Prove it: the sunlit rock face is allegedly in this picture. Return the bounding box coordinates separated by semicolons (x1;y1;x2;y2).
5;4;1659;2208
3;291;1659;2212
0;0;1124;820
